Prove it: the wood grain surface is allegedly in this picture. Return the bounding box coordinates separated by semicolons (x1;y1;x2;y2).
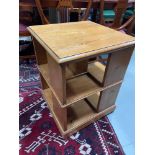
28;21;134;63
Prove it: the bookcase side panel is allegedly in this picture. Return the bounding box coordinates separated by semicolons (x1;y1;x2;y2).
103;46;134;87
52;93;67;131
39;73;49;89
47;53;66;104
32;37;47;65
98;83;121;112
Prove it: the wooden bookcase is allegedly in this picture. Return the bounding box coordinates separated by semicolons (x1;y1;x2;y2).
28;21;135;138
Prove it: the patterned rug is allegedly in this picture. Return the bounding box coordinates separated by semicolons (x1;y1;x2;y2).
19;59;125;155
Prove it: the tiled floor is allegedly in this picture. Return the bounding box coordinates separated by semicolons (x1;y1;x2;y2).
108;53;135;155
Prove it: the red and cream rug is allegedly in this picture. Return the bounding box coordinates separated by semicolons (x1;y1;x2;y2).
19;59;125;155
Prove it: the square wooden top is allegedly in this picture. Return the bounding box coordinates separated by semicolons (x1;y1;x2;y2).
28;21;134;63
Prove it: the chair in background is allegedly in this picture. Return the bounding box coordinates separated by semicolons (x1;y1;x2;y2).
103;9;115;23
99;0;135;36
34;0;92;24
19;5;35;60
103;7;134;24
34;0;96;63
98;0;134;64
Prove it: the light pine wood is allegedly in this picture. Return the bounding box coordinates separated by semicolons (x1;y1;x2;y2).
65;66;75;79
38;62;123;108
30;21;135;138
67;60;88;76
65;66;87;80
32;37;47;65
66;74;102;104
67;100;96;129
52;92;67;130
85;81;123;112
39;73;49;89
41;87;116;138
65;104;115;138
85;92;100;111
88;61;106;83
47;53;66;104
38;63;109;107
98;83;121;112
103;46;134;87
28;21;134;63
38;64;49;81
38;64;65;108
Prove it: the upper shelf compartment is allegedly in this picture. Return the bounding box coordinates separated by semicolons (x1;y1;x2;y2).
37;58;107;107
33;34;108;107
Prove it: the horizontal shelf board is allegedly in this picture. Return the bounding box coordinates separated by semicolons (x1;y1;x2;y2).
41;88;116;137
88;61;106;83
66;74;102;104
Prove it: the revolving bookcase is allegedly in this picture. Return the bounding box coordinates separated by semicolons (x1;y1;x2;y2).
28;21;135;138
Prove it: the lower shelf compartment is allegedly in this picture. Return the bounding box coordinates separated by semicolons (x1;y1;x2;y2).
42;88;116;138
67;100;97;129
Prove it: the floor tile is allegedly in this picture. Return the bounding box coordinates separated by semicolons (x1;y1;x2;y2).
123;144;135;155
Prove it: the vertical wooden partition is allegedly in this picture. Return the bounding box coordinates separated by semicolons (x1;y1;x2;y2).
98;83;122;112
52;92;67;130
40;73;49;89
32;37;47;65
47;53;66;104
98;46;134;112
103;46;134;86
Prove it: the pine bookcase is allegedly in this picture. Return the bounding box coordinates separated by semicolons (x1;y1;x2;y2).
28;21;135;138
